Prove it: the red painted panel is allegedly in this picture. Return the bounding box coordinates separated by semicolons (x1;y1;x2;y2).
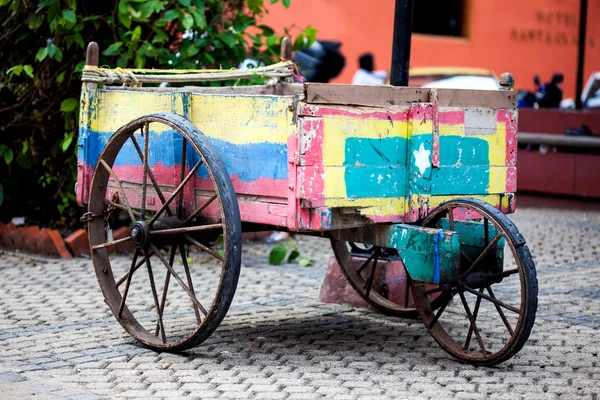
517;150;576;195
519;109;600;135
574;154;600;198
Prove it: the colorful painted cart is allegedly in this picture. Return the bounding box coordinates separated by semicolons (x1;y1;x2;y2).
77;40;536;366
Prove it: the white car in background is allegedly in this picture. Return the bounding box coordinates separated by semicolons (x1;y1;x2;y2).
409;67;500;90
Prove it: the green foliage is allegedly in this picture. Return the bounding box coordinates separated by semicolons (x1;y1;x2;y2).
0;0;314;227
268;241;312;266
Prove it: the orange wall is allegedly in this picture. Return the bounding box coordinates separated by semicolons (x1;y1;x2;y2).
261;0;600;98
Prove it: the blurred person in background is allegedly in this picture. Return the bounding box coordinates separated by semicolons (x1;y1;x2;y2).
352;53;388;85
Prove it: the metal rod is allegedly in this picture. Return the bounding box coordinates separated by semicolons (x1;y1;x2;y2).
575;0;588;110
390;0;414;86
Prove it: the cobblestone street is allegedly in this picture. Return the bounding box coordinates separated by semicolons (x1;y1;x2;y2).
1;196;599;399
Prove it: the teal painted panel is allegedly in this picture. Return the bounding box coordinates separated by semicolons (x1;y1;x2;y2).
440;219;504;271
344;166;407;198
388;224;460;283
409;134;433;194
409;135;492;195
344;137;407;166
430;166;490;195
438;136;490;167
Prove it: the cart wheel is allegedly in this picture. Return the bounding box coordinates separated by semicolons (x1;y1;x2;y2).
410;198;537;365
87;113;241;352
331;240;418;317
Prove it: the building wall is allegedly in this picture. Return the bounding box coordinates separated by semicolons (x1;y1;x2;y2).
261;0;600;98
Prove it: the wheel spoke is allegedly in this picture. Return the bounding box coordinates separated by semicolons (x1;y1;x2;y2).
424;286;443;296
104;199;141;218
177;138;188;218
484;217;489;246
487;286;515;335
128;134;173;217
144;249;167;343
490;268;519;280
460;233;503;279
152;223;223;237
464;287;484;351
183;194;218;225
149;243;208;316
179;244;202;324
185;234;225;262
357;249;379;274
448;208;455;230
462;284;521;314
118;249;140;318
140;123;150;220
365;248;381;298
428;297;449;329
459;291;486;355
116;250;154;287
99;159;136;222
148;160;203;226
92;236;131;250
155;245;176;336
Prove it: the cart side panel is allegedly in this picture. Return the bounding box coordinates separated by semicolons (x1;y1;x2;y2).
406;103;518;222
77;89;295;227
296;104;410;227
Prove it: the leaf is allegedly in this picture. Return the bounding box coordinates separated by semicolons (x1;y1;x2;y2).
298;258;312;267
28;15;44;29
7;65;23;76
57;71;66;84
178;0;191;6
304;27;317;47
23;65;33;78
162;9;179;21
62;132;74;152
16;154;32;169
247;0;264;14
60;98;78;112
35;47;48;62
258;25;274;36
131;25;142;42
47;44;63;62
268;244;288;265
21;141;28;154
62;9;76;23
0;0;11;5
191;8;206;30
282;0;290;7
103;42;123;56
292;33;305;51
181;12;193;30
219;33;237;49
288;249;300;262
4;149;13;165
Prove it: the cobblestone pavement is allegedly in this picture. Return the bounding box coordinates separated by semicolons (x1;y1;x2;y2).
1;197;599;399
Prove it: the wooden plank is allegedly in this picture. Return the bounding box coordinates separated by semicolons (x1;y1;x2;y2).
104;82;304;96
304;83;517;109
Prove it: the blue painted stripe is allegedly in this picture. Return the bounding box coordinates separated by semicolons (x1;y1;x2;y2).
79;129;288;182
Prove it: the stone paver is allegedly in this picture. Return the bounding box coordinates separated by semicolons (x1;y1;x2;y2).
1;196;600;399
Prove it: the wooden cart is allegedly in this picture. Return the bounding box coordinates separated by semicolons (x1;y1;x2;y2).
77;41;536;366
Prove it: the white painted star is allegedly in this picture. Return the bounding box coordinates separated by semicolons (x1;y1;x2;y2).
413;143;431;175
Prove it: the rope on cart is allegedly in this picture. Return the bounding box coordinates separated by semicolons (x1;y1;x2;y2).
81;61;295;85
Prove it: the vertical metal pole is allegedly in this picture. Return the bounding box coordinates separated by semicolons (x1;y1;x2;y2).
390;0;414;86
575;0;588;109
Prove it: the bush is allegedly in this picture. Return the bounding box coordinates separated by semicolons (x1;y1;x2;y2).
0;0;315;229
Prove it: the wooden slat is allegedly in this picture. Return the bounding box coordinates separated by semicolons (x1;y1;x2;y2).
104;82;304;96
304;83;517;109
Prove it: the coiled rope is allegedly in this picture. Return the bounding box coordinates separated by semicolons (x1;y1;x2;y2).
81;61;295;85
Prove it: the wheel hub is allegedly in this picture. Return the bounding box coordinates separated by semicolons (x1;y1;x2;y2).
130;221;151;248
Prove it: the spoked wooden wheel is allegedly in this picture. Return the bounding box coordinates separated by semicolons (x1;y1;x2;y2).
411;198;537;365
87;113;241;351
331;240;418;317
